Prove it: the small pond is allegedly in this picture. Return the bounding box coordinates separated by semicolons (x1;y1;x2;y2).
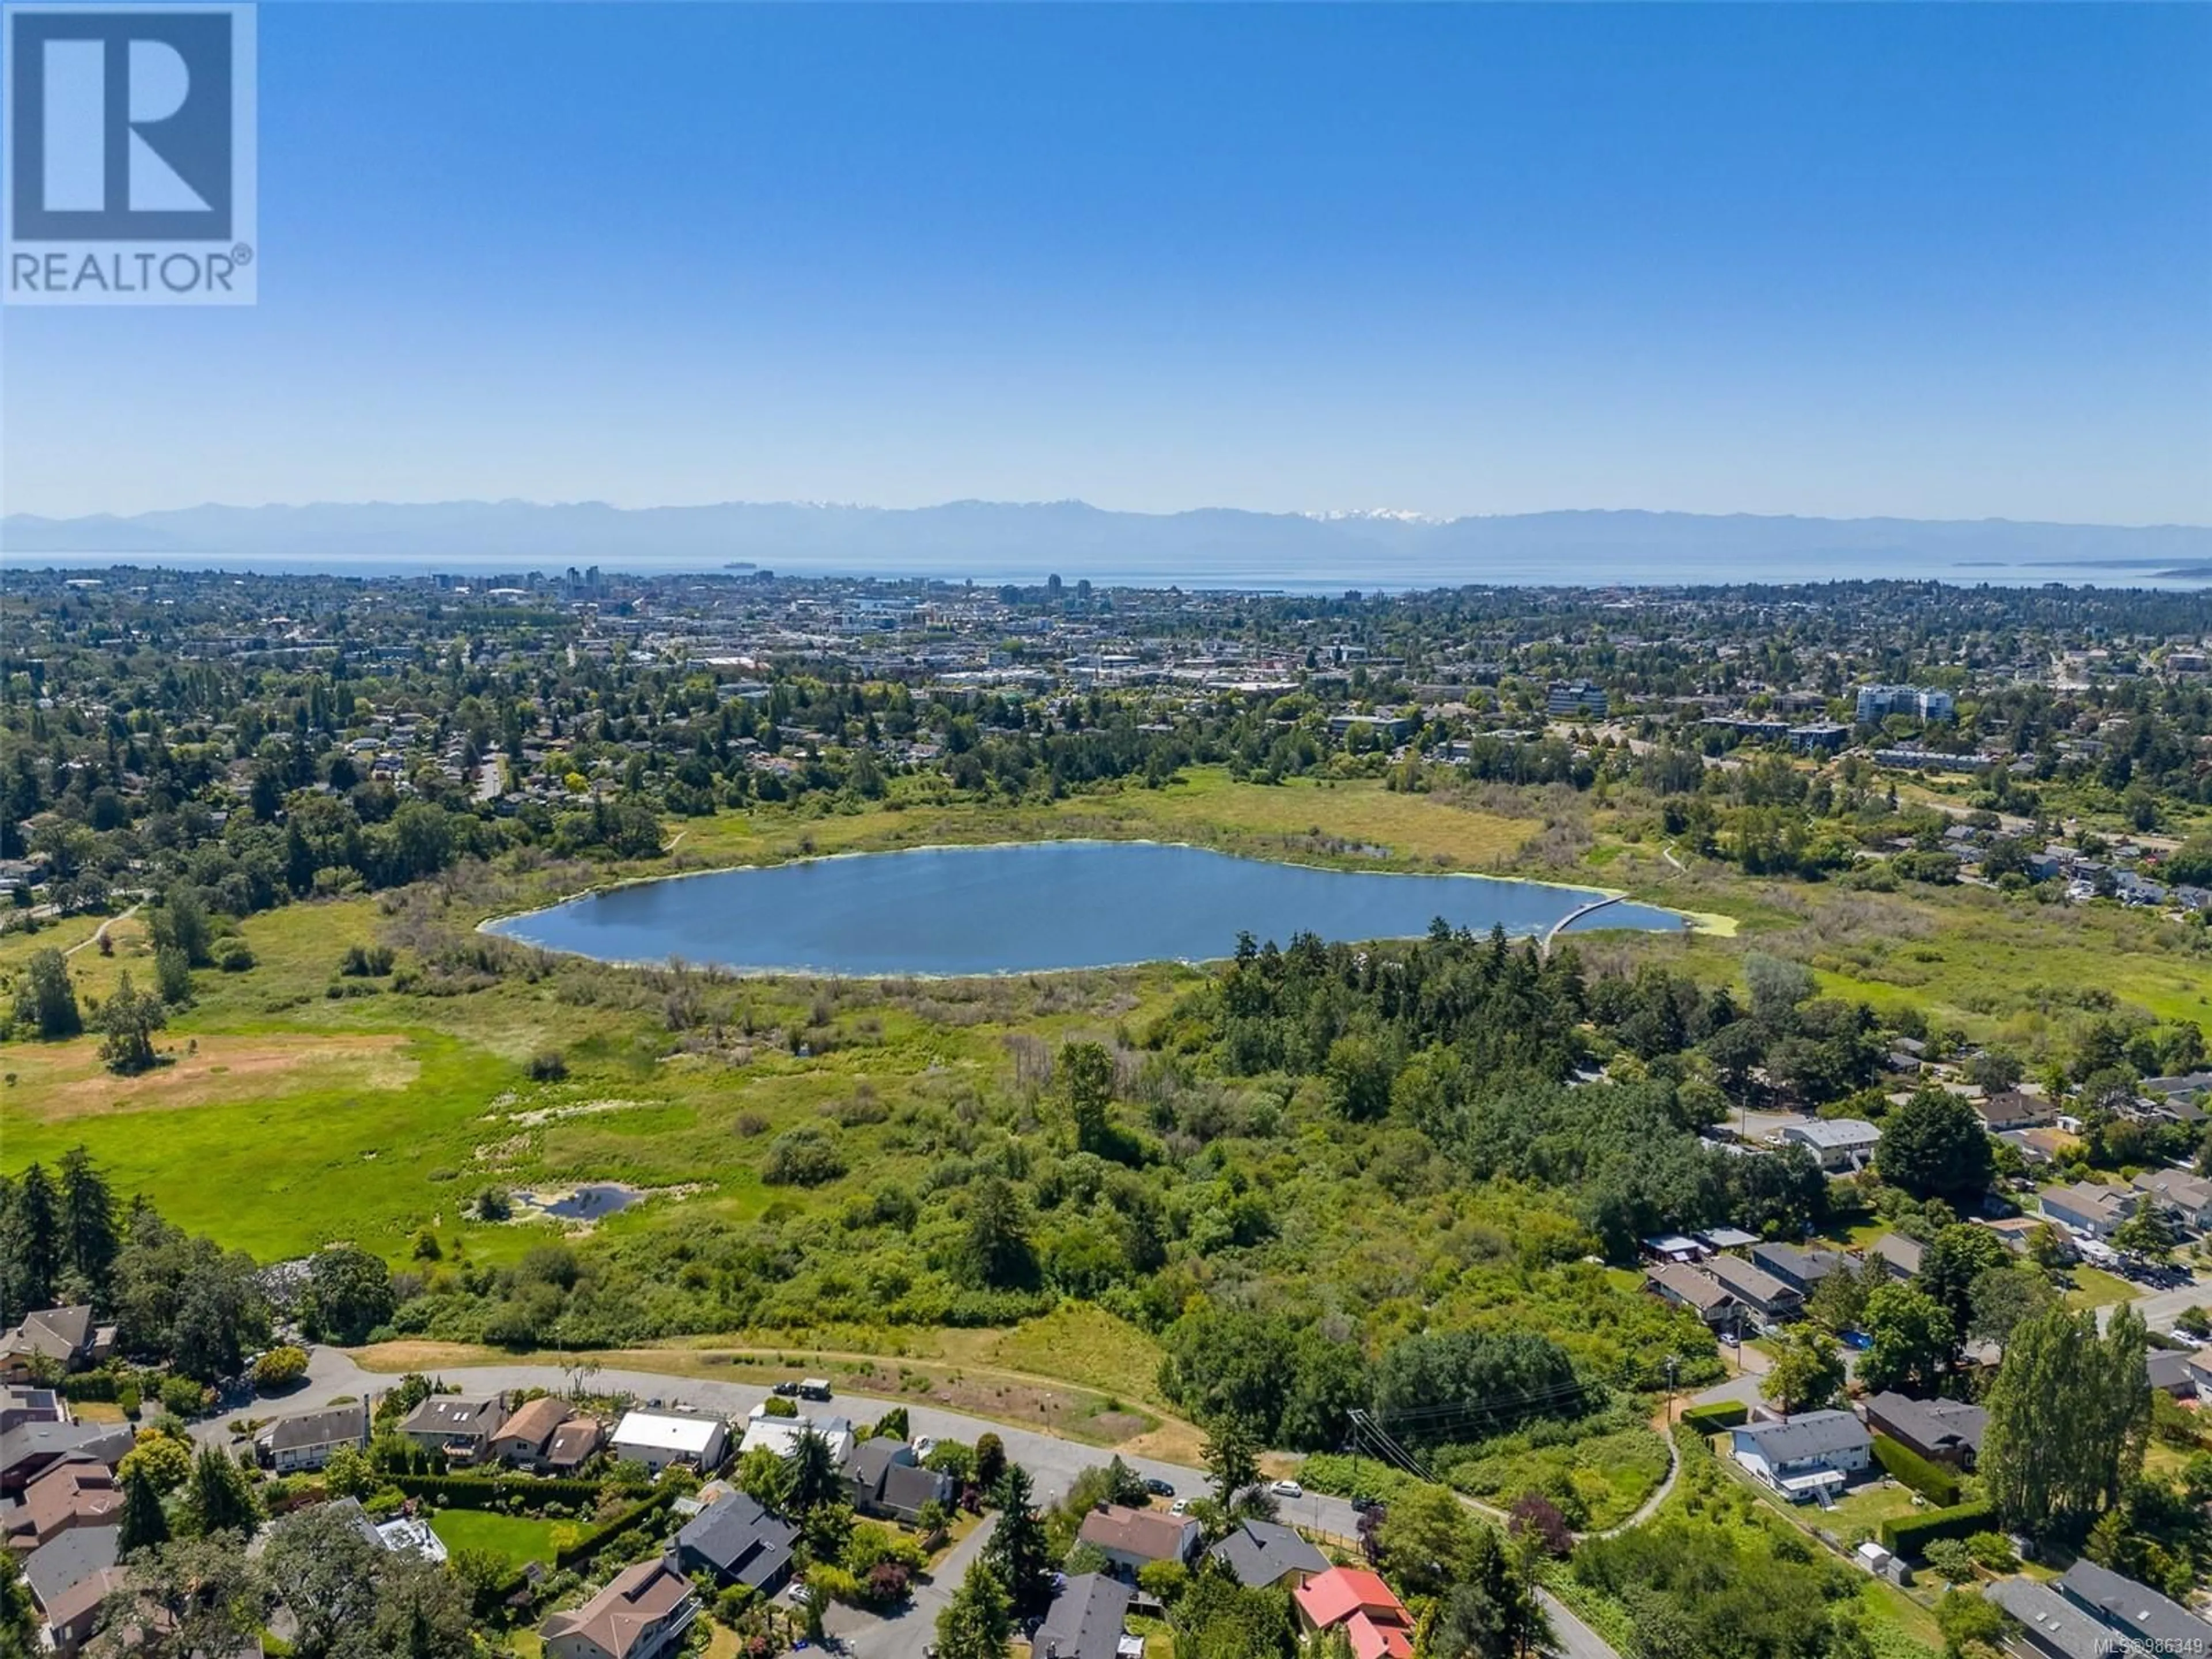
485;840;1685;977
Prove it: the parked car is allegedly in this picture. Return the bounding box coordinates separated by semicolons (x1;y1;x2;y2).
1169;1498;1190;1515
772;1381;802;1397
914;1435;937;1456
1144;1478;1175;1497
1269;1479;1304;1499
1350;1495;1385;1516
799;1378;834;1401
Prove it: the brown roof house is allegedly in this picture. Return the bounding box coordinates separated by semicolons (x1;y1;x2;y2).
5;1461;122;1552
491;1396;595;1470
540;1558;698;1659
0;1308;114;1384
546;1417;605;1474
1073;1503;1202;1582
1642;1261;1737;1328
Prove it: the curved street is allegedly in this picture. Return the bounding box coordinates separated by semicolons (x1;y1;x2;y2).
209;1346;1624;1659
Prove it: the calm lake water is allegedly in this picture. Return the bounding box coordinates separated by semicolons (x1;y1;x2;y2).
486;841;1684;976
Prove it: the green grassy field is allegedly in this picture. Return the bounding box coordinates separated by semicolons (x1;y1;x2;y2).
425;1508;570;1567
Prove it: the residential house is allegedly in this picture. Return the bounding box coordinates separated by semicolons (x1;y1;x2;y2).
609;1409;729;1476
546;1418;605;1474
2056;1558;2212;1653
491;1396;584;1469
4;1461;121;1552
672;1491;798;1593
1728;1411;1872;1502
1699;1253;1804;1327
1983;1578;2141;1659
1974;1091;2057;1132
255;1402;369;1474
1748;1242;1846;1298
1643;1262;1738;1328
736;1411;853;1468
1033;1573;1135;1659
1073;1504;1202;1581
37;1564;128;1656
1639;1234;1707;1264
1861;1392;1987;1469
0;1422;131;1498
1208;1520;1328;1589
0;1307;114;1384
1775;1120;1881;1171
540;1558;699;1659
2039;1183;2138;1242
843;1439;954;1524
2012;1126;2088;1166
21;1527;119;1641
1291;1567;1416;1659
1867;1234;1925;1281
1696;1227;1760;1253
2133;1168;2212;1233
0;1388;67;1434
399;1396;508;1465
2147;1350;2196;1398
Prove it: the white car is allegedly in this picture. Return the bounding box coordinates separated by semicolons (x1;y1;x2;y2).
1169;1498;1190;1515
913;1435;937;1457
1268;1479;1304;1499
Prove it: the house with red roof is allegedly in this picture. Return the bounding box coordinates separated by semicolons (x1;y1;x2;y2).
1291;1566;1415;1659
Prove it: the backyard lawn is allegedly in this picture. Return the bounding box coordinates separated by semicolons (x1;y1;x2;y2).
426;1508;571;1567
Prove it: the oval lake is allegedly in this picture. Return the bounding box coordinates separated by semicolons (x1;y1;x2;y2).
485;840;1686;976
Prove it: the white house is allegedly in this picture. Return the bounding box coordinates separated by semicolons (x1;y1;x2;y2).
609;1409;729;1475
737;1409;855;1468
255;1402;369;1474
1774;1120;1881;1171
1729;1411;1872;1502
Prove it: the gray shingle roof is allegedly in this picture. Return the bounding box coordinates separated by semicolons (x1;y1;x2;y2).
1034;1573;1132;1659
675;1491;798;1590
1732;1410;1869;1464
22;1524;119;1611
260;1401;368;1454
2061;1558;2212;1649
1208;1519;1328;1588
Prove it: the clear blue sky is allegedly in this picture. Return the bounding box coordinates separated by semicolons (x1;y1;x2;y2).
6;2;2210;524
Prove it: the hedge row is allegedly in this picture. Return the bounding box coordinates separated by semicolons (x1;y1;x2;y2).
1870;1434;1961;1508
1679;1401;1749;1433
59;1372;123;1403
391;1474;604;1510
1879;1499;1995;1557
554;1486;677;1571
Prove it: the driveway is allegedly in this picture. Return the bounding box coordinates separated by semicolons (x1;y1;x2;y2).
824;1516;996;1659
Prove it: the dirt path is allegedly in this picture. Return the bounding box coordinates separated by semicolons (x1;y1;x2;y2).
63;902;139;958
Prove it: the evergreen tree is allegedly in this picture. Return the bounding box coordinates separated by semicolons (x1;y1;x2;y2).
980;1465;1054;1618
57;1147;118;1301
779;1426;844;1514
934;1552;1012;1659
8;1165;60;1315
119;1464;172;1555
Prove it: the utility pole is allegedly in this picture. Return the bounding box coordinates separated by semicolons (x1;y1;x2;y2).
1665;1354;1679;1425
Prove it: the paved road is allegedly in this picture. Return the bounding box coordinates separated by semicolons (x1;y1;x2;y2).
224;1350;1621;1658
2097;1272;2210;1336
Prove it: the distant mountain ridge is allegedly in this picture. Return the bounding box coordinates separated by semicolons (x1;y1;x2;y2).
5;499;2209;581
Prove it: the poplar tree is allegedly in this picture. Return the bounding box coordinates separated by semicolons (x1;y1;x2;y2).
1982;1305;2150;1536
